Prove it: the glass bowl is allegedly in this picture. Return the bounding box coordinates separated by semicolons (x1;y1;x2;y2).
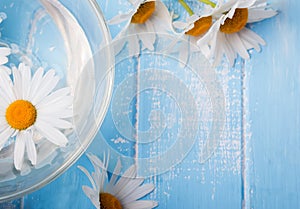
0;0;114;201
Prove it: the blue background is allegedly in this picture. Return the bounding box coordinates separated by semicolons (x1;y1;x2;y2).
2;0;298;208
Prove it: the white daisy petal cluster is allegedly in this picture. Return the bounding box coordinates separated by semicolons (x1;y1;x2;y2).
0;47;11;74
196;0;277;66
79;153;158;209
109;0;173;56
171;14;208;66
0;63;73;170
0;12;11;74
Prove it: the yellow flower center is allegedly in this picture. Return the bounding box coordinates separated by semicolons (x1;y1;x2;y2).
100;193;122;209
131;1;155;24
220;8;248;34
5;100;37;130
185;16;213;37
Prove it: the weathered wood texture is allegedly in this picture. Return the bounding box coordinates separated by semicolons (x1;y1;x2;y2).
14;0;298;209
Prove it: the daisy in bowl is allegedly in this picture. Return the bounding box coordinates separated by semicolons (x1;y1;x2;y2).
108;0;173;56
0;63;73;170
196;0;277;66
78;153;158;209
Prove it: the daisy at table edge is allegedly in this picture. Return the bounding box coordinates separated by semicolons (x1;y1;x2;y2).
108;0;173;56
196;0;277;66
78;153;158;209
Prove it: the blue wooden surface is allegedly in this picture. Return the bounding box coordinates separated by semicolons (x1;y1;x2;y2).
2;0;298;208
248;0;300;208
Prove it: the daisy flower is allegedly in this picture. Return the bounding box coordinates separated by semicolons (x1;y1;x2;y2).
174;0;213;37
171;13;213;66
108;0;173;56
78;153;158;209
196;0;277;66
0;63;73;170
163;0;214;66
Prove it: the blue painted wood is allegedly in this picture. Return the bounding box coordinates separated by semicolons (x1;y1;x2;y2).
0;199;23;209
247;0;300;208
16;0;300;209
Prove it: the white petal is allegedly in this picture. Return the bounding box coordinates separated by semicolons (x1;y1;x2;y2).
0;47;11;56
38;108;73;119
114;35;127;56
29;67;44;99
0;89;11;107
251;0;267;8
0;105;6;116
228;33;250;59
173;21;189;30
87;153;108;170
92;155;109;191
92;167;105;192
114;165;137;193
123;200;158;209
214;0;239;16
144;21;156;46
0;117;9;131
14;133;26;170
238;28;260;51
240;37;257;51
12;67;22;99
236;0;256;9
106;159;122;192
240;27;265;48
108;12;134;25
0;126;14;150
0;66;11;75
212;31;224;65
78;165;97;190
122;184;155;204
25;132;37;165
82;185;100;209
34;120;68;146
0;56;8;65
226;2;239;20
248;9;277;23
150;1;173;32
209;30;224;60
35;87;71;108
37;115;72;129
200;44;211;60
197;18;221;48
127;32;140;57
31;72;59;105
0;47;10;65
37;95;73;112
178;41;189;67
87;153;108;191
128;0;137;5
20;63;32;100
223;35;237;66
117;178;144;201
136;24;155;51
0;72;15;102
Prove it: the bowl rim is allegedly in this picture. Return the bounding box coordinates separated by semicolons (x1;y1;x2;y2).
0;0;114;202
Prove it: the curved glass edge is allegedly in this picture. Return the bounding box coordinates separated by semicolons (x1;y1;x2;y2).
0;0;114;202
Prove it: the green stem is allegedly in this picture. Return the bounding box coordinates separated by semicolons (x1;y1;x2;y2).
198;0;216;8
178;0;194;16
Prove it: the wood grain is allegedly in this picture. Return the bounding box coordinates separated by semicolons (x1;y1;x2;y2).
21;0;298;209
